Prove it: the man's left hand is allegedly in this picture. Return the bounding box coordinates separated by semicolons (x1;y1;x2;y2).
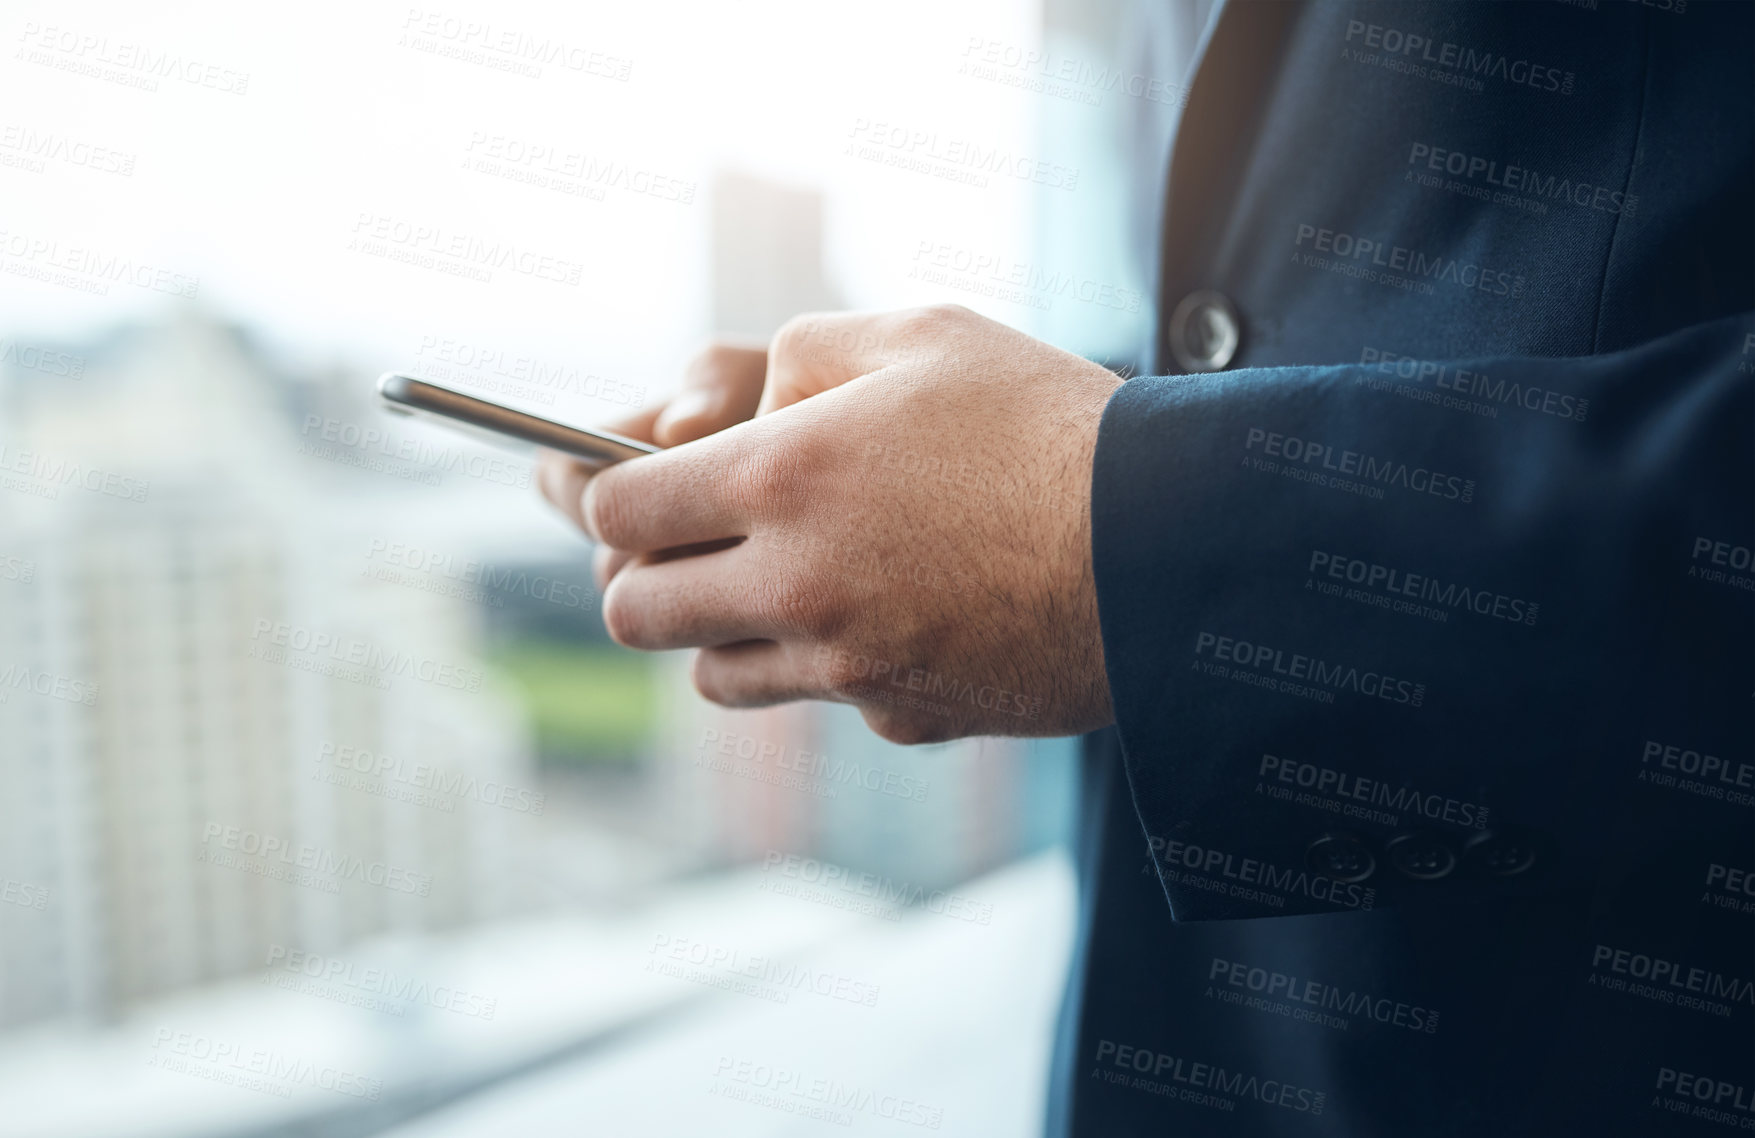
556;304;1123;743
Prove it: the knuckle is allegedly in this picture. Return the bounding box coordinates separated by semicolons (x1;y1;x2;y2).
728;444;807;515
761;572;841;639
900;303;969;337
769;313;822;366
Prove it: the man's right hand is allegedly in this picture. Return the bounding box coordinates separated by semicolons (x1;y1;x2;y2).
537;340;766;588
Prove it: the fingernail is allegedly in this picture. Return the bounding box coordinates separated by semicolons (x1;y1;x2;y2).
578;480;600;542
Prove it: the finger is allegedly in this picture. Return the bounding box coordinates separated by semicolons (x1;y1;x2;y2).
760;308;939;415
537;450;595;532
537;395;665;530
603;401;667;444
540;345;761;537
653;342;766;447
691;640;826;709
579;421;762;551
600;540;811;651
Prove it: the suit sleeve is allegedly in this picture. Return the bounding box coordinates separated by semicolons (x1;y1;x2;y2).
1092;313;1754;920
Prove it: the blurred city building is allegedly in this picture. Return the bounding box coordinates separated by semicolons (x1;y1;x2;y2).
0;304;1072;1040
0;171;1076;1138
0;316;533;1028
657;174;1070;891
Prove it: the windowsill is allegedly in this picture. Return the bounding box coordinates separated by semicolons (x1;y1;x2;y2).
0;852;1075;1138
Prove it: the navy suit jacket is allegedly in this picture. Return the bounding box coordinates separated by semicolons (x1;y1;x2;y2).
1052;2;1752;1135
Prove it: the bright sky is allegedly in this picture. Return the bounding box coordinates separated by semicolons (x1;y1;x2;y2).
1;0;1044;399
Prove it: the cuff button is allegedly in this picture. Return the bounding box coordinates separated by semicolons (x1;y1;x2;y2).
1305;831;1375;883
1386;831;1456;881
1464;829;1537;877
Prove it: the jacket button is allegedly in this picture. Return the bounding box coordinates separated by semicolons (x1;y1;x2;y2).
1386;831;1456;880
1464;829;1538;877
1306;831;1375;883
1168;290;1241;372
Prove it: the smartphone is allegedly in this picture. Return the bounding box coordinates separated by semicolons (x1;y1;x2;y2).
377;373;658;468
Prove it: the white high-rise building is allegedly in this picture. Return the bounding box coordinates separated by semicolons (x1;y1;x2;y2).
0;314;535;1027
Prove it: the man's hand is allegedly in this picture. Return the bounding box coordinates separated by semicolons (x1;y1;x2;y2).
550;305;1122;743
538;339;767;589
